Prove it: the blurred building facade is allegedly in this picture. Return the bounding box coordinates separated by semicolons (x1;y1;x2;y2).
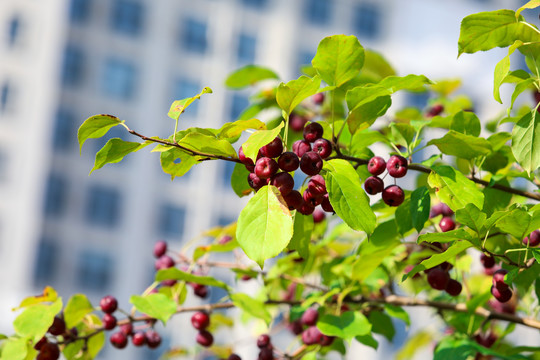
0;0;527;359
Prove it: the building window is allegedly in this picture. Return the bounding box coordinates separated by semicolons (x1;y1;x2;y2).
158;204;186;237
44;174;68;217
241;0;267;8
172;78;200;116
69;0;91;24
33;239;59;286
353;3;381;39
304;0;332;25
111;0;144;36
0;82;11;113
7;16;20;47
61;45;84;86
77;250;113;290
52;109;76;151
102;58;136;100
230;94;249;121
85;185;121;227
180;17;208;54
237;33;256;64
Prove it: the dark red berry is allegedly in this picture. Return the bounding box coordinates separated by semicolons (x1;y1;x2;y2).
196;330;214;347
278;152;300;172
307;175;326;196
386;155;408;178
290;113;308;132
523;229;540;247
445;279;463;296
34;337;48;351
155;255;175;270
48;316;66;336
301;308;319;326
145;329;162;349
191;311;210;330
313;93;324;105
132;331;146;347
313;208;325;223
312;138;332;159
321;194;334;213
320;334;335;346
248;172;265;190
303;189;323;207
100;296;118;314
260;137;283;158
298;201;315;215
292;140;311;158
367;156;386;176
288;320;303;335
257;334;271;348
153;240;167;258
37;343;60;360
300;151;323;176
301;326;323;345
480;254;495;269
427;268;450;290
258;347;274;360
269;172;294;196
228;354;242;360
193;284;209;298
255;157;279;179
492;269;509;291
427;104;444;117
120;323;133;336
491;285;513;303
110;332;128;349
430;202;454;218
382;185;405;207
475;332;497;348
364;176;384;195
439;217;456;232
102;313;117;330
283;190;303;210
303;122;324;142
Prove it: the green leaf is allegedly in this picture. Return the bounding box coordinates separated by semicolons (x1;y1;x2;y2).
495;208;539;239
369;312;395;341
410;186;430;232
510;78;536;111
236;185;293;268
385;304;410;325
129;294;177;324
458;10;540;56
318;311;371;341
217;119;266;140
90;138;149;173
77;114;122;153
230;163;252;197
516;0;540;19
230;293;271;324
2;337;31;360
241;122;284;163
355;334;378;350
323;159;376;234
289;211;313;259
427;130;492;159
404;241;473;280
13;298;62;342
494;41;524;103
359;49;396;82
455;204;486;234
225;65;279;89
389;123;416;148
64;294;94;329
395;199;413;236
276;76;321;117
160;148;201;180
156;268;230;290
15;286;58;309
87;322;105;358
428;165;484;211
450;111;481;137
347;95;392;134
396;331;433;360
312;35;365;87
512;109;540;176
167;87;212;120
377;74;433;92
177;132;237;158
417;229;474;244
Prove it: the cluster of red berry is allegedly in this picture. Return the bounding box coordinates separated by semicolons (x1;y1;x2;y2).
287;307;334;348
364;155;408;207
239;121;334;220
33;316;77;360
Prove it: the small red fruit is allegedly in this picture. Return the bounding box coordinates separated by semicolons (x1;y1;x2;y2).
364;176;384;195
303;122;324;142
367;156;386;176
100;295;118;314
196;330;214;347
382;185;405;207
191;311;210;330
110;331;128;349
386;155;408;178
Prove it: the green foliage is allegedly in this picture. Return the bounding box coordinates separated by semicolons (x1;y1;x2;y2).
8;4;540;360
